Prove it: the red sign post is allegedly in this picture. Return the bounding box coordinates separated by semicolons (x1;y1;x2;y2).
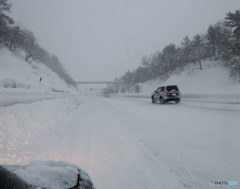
39;77;42;85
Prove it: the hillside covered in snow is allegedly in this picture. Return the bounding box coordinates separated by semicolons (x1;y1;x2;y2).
140;60;240;94
106;9;240;98
0;48;78;107
0;48;73;91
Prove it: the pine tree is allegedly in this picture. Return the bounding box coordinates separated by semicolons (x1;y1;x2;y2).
0;0;14;44
225;10;240;55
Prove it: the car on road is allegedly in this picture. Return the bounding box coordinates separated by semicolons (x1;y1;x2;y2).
151;85;181;104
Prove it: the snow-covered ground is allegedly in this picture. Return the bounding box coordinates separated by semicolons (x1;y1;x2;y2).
0;95;239;189
1;49;240;188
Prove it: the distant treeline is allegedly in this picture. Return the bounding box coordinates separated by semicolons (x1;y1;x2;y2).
108;10;240;94
0;0;77;87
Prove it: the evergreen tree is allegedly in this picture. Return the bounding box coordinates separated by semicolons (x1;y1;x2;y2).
0;0;13;44
225;10;240;55
207;25;217;57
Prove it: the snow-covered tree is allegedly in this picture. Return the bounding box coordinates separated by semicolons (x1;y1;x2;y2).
225;10;240;55
0;0;13;44
190;34;206;70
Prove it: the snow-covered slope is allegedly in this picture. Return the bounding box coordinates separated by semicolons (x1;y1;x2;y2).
0;48;73;93
140;60;240;94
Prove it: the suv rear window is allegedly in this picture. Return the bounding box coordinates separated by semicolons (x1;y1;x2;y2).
166;85;179;92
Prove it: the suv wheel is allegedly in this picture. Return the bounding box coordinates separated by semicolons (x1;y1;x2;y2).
160;97;164;104
175;99;180;104
160;97;167;104
152;97;156;104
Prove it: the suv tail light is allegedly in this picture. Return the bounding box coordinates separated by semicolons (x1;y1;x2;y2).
163;93;167;96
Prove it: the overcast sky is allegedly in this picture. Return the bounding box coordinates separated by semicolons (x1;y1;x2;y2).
9;0;240;81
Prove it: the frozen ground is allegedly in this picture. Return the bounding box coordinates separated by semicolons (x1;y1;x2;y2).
0;93;239;189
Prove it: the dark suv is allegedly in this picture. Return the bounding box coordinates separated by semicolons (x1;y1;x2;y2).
151;85;181;104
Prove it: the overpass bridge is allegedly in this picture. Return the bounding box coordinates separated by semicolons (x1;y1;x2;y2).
76;81;121;85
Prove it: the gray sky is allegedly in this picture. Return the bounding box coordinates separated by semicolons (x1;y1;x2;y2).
9;0;240;81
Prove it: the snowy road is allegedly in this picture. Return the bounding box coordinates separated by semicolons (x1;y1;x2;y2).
0;95;240;189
